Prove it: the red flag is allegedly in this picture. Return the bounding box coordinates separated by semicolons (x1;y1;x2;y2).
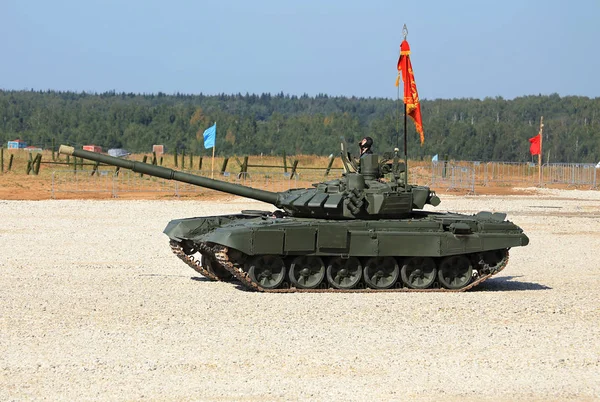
396;39;424;144
529;134;541;156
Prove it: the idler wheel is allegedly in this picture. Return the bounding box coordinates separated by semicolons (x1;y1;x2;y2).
438;255;473;289
246;255;286;289
289;256;326;289
201;253;233;281
326;257;362;289
400;257;437;289
363;257;399;289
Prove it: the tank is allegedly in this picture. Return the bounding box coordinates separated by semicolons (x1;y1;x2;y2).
59;144;529;293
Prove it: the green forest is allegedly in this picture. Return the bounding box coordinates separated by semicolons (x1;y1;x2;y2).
1;90;599;163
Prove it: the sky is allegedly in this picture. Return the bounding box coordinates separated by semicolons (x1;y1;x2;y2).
1;0;599;100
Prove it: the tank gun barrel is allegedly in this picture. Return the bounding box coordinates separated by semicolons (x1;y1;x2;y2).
58;145;280;205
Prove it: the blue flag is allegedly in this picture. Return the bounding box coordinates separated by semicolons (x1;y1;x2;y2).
203;123;216;149
432;154;439;162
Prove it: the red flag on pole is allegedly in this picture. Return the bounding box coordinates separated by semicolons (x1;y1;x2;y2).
395;39;424;144
529;134;541;155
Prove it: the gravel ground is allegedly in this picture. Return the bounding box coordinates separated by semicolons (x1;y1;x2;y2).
1;191;600;401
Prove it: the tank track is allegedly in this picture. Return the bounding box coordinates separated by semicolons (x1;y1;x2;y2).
169;241;221;281
177;241;509;293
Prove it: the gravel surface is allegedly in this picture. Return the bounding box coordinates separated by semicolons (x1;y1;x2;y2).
1;192;600;401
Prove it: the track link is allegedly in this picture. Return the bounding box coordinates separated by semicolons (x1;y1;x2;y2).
169;241;220;281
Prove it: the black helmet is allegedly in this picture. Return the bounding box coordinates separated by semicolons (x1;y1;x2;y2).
359;136;373;149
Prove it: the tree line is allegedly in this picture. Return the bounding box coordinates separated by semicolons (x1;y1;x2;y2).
1;90;599;163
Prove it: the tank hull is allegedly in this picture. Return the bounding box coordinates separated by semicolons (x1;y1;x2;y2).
165;211;528;292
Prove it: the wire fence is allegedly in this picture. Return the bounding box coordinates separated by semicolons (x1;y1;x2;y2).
429;161;599;191
542;163;598;188
482;161;540;186
430;162;475;193
51;161;599;198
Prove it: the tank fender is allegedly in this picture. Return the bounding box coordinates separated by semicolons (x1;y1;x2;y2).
163;214;258;244
163;215;241;241
203;229;254;255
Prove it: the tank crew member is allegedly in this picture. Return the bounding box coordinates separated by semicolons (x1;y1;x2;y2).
359;136;373;157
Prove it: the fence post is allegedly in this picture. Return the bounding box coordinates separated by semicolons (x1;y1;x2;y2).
26;153;35;174
220;157;229;173
0;147;3;174
140;155;148;177
52;138;56;161
324;154;335;177
234;156;244;174
174;149;178;168
571;164;575;187
290;160;299;179
540;163;544;187
282;151;287;173
181;149;186;170
483;163;488;186
8;154;14;171
91;161;99;176
152;151;157;165
34;154;42;175
112;170;118;198
242;156;248;174
189;153;193;169
198;156;202;170
33;154;39;175
235;156;249;175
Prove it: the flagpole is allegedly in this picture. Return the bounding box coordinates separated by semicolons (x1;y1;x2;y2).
396;76;401;151
538;116;544;186
402;25;409;190
211;121;216;180
395;53;405;187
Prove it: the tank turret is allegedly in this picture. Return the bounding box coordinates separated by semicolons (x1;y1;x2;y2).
59;145;440;220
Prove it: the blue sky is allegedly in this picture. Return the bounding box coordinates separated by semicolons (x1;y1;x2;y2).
1;0;598;100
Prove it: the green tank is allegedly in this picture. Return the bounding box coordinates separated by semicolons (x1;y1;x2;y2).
59;144;529;292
